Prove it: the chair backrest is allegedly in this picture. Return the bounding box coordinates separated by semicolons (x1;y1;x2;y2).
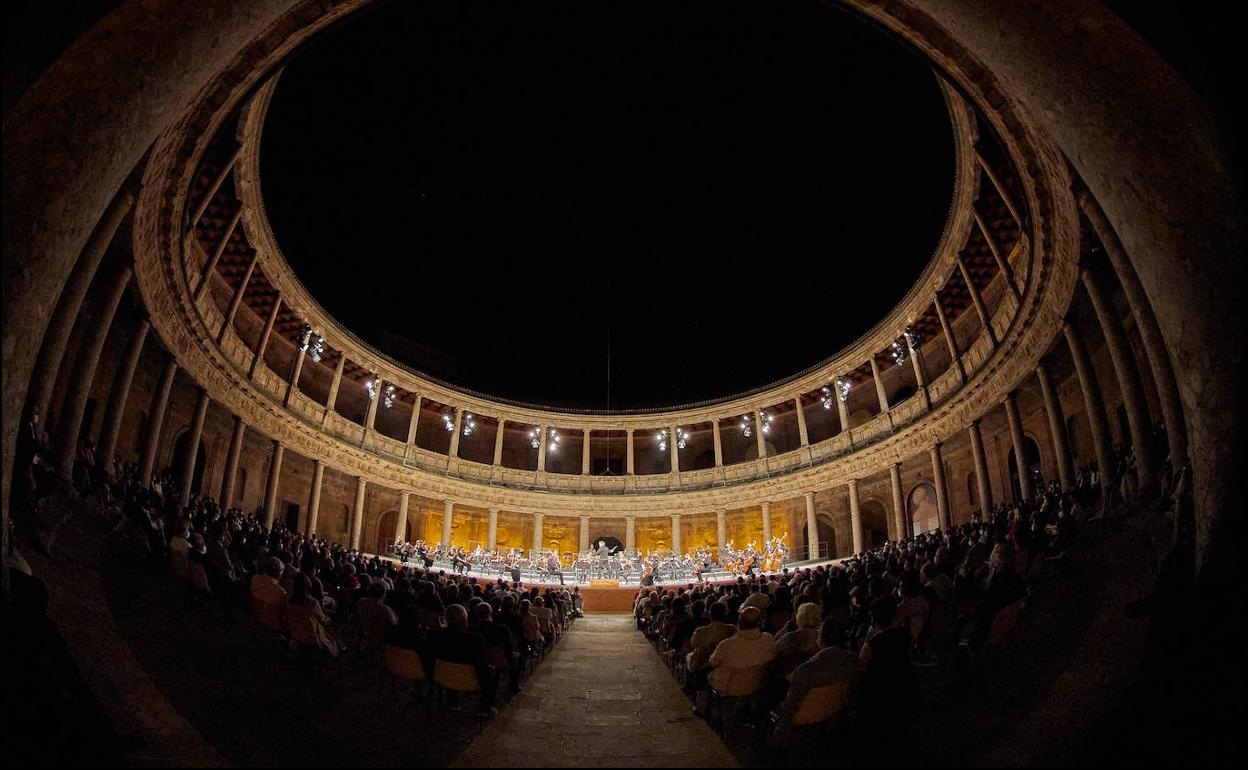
712;664;769;696
188;562;212;595
485;645;510;671
434;659;481;693
383;644;427;682
791;681;851;727
988;599;1026;645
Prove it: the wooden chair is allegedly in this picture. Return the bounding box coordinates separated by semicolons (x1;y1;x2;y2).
432;659;485;731
708;664;769;734
377;644;427;709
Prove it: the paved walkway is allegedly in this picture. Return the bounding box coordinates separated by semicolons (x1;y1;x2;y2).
454;615;739;768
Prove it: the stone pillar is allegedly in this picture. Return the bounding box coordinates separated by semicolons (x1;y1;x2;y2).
889;462;906;540
138;359;178;484
968;420;994;515
1081;265;1157;495
216;251;257;345
532;511;543;554
536;426;547;472
804;491;820;560
1004;391;1032;501
795;397;809;446
193;206;241;302
582;429;591;475
283;342;307;407
934;294;966;383
492;417;505;465
931;443;951;530
670;514;682;554
219;415;245;508
754;412;767;459
364;378;381;433
442;500;454;546
1064;320;1115;501
447;408;462;457
1078;189;1187;470
712;421;723;466
579;515;590;552
28;187;134;428
306;460;324;536
97;317;150;472
487;508;499;550
669;426;680;473
53;261;133;484
848;479;864;555
625;516;636;553
177;389;210;509
836;391;852;442
395;492;410;543
190;146;242;224
869;357;890;417
973;144;1025;228
350;477;367;550
957;254;998;347
249;294;281;380
262;438;283;527
973;207;1020;300
322;354;345;426
626;428;636;474
761;501;772;542
909;345;931;410
1037;362;1076;492
716;509;727;553
406;395;422;453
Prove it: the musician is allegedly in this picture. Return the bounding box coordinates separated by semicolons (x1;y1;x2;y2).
545;552;565;586
507;554;523;584
596;540;611;558
417;542;434;569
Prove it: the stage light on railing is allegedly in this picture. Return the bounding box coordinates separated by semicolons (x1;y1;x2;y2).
462;412;475;437
529;428;541;448
382;384;396;409
740;415;752;438
890;326;923;366
657;430;667;452
529;426;559;451
366;376;379;402
443;410;455;432
836;377;852;402
657;428;689;453
820;386;834;410
548;429;560;452
299;324;324;363
760;411;773;434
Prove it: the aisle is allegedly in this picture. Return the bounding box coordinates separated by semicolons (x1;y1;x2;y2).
453;615;739;768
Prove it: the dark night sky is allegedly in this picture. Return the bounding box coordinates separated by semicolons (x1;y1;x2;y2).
261;0;954;410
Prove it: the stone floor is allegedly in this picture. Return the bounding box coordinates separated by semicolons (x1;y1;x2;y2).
454;615;739;768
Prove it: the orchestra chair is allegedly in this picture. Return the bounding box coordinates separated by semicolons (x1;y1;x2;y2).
708;664;769;735
768;680;851;748
376;644;427;710
432;660;485;731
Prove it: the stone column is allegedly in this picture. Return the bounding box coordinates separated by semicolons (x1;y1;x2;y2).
715;509;727;553
262;438;284;527
754;412;767;459
973;145;1025;228
669;426;680;473
869;357;891;418
219;415;245;507
968;420;994;515
804;491;820;559
579;515;590;552
889;462;906;540
53;261;133;484
406;395;422;457
1004;392;1032;501
395;492;410;543
487;508;499;550
442;500;455;546
97;317;150;471
1081;265;1157;495
909;345;931;410
28;187;134;428
761;500;772;542
306;460;324;536
177;389;210;509
973;207;1020;300
139;359;178;484
249;294;281;380
322;354;345;426
447;408;462;457
582;429;592;475
532;511;544;554
957;254;998;347
626;428;636;474
1078;189;1187;470
193;206;241;302
848;479;864;555
1064;320;1115;500
931;443;951;530
283;342;307;407
670;514;682;554
363;378;381;433
190;146;242;224
1036;362;1076;492
350;477;367;550
625;516;636;553
536;426;547;472
795;397;809;446
836;391;852;443
934;294;966;383
216;251;257;345
712;421;723;466
493;417;505;465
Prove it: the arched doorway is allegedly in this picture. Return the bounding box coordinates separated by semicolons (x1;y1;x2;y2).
170;430;207;498
232;466;247;509
377;508;399;550
1008;436;1043;501
907;482;939;535
800;517;836;560
589;535;624;554
860;500;890;548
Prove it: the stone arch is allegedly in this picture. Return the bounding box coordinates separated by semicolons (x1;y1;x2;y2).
907;482;939;535
859;499;890;549
374;508;400;553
